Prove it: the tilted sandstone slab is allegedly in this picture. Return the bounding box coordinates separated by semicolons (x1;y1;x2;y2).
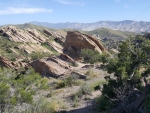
18;44;51;54
47;41;63;53
44;29;65;44
0;56;28;70
30;56;70;78
0;26;47;43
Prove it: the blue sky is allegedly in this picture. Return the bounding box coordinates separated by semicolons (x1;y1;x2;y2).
0;0;150;25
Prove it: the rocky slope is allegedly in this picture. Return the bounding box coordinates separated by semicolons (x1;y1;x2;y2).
0;26;64;55
31;20;150;32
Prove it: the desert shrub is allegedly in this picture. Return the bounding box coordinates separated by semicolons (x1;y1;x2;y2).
80;49;102;64
85;68;97;79
90;80;106;91
56;76;82;89
0;67;49;112
70;61;79;67
30;52;52;60
96;95;110;112
72;83;92;100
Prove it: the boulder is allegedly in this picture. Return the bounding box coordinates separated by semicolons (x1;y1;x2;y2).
71;71;86;80
63;31;107;58
30;56;70;78
59;53;74;63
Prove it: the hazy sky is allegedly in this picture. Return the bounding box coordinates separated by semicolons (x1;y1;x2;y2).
0;0;150;25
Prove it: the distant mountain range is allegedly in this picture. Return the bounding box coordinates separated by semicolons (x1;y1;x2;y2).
30;20;150;32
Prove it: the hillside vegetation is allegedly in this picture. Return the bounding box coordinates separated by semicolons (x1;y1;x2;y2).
0;24;149;113
87;28;137;40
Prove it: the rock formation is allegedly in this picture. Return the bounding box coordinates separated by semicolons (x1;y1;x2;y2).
63;31;107;58
30;56;70;78
0;56;15;69
44;29;65;44
47;41;63;53
0;26;64;54
0;56;28;70
17;43;51;54
0;26;47;43
59;53;74;63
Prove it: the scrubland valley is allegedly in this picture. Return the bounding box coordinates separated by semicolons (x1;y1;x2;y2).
0;22;150;113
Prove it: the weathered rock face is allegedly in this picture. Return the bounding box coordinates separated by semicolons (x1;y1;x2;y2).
47;41;63;53
44;29;65;44
59;53;74;63
0;26;64;54
0;56;15;69
30;56;70;78
0;26;47;43
17;43;51;54
63;31;107;58
0;56;29;70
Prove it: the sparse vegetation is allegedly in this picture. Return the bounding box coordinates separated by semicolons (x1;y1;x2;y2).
80;49;102;64
85;68;97;79
56;76;82;89
72;83;92;101
0;68;49;113
30;52;52;60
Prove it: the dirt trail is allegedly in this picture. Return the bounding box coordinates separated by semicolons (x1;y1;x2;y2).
45;62;108;113
67;91;101;113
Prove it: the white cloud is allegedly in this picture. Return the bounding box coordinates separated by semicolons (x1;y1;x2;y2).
0;7;53;15
53;0;84;6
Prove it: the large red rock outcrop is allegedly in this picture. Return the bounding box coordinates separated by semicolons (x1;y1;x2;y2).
63;31;107;58
30;56;70;78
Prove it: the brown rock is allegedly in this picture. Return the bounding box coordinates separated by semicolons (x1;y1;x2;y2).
44;29;65;44
0;26;47;43
0;56;15;69
63;31;107;58
47;41;63;53
59;53;74;63
71;71;86;80
30;56;70;78
0;56;29;70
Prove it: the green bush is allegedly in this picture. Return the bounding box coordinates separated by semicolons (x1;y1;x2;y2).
80;49;102;64
96;95;110;112
72;83;92;100
0;67;49;112
30;52;52;60
56;76;81;89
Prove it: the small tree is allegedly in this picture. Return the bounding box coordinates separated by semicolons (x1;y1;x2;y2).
98;35;150;112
